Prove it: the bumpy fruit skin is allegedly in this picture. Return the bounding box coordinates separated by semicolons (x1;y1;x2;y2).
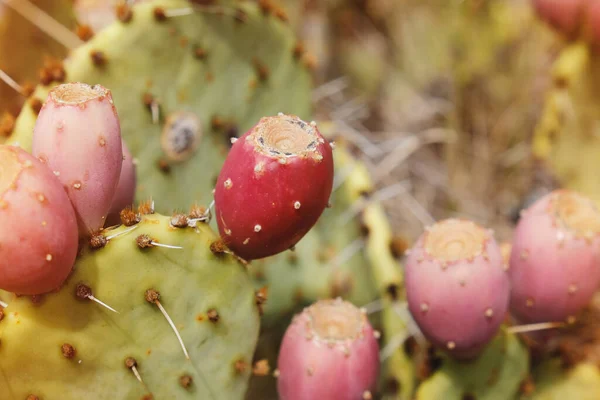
405;219;510;360
32;82;123;236
276;298;379;400
509;189;600;324
106;140;136;226
214;114;334;260
0;145;78;295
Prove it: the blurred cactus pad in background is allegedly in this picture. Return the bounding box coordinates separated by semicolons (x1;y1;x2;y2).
3;0;600;399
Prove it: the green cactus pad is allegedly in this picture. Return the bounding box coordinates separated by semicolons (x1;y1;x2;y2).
0;213;260;399
415;330;529;400
8;0;312;210
526;361;600;400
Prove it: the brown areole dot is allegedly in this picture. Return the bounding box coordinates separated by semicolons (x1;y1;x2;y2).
207;308;219;323
292;42;305;59
89;233;108;250
179;375;193;389
194;46;207;60
144;289;161;304
116;4;133;23
125;357;138;369
26;395;40;400
120;207;141;226
61;343;76;359
90;51;107;67
157;159;171;174
76;24;94;41
30;98;43;115
234;359;248;374
136;234;154;249
153;7;167;21
75;283;93;300
170;214;188;228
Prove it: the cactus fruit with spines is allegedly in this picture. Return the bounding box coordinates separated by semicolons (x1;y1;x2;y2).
404;218;510;360
508;189;600;326
0;212;260;399
32;82;123;236
0;144;78;295
214;113;334;260
276;298;380;400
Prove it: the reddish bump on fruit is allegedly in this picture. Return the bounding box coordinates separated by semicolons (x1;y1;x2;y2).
276;298;379;400
509;189;600;325
214;114;334;260
32;82;123;236
0;145;78;295
404;218;510;360
106;140;137;226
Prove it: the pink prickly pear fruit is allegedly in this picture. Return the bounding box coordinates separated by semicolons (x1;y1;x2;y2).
0;145;78;295
32;82;123;236
404;219;510;360
105;140;136;226
276;298;380;400
214;113;334;260
508;189;600;325
531;0;585;38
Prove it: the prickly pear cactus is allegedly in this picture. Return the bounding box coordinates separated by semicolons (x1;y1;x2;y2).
415;330;529;400
0;212;260;399
8;0;312;211
532;41;600;204
526;362;600;400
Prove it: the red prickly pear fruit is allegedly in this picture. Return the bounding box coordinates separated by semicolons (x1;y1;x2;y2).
531;0;585;38
276;298;379;400
404;219;510;360
105;140;136;226
0;145;78;295
508;189;600;325
32;82;123;236
214;114;334;260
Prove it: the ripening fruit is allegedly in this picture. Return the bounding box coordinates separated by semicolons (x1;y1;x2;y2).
508;189;600;325
404;218;510;360
0;145;78;295
276;298;379;400
32;82;123;236
214;114;334;260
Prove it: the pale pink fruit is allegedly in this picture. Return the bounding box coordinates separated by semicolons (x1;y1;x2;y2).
277;298;379;400
32;82;123;236
404;219;510;360
0;145;78;295
509;189;600;325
